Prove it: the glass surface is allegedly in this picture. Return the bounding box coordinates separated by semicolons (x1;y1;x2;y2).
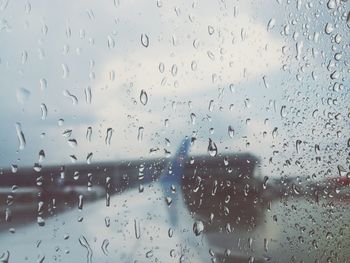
0;0;349;262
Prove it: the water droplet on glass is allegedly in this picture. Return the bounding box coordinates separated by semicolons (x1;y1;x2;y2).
58;119;64;126
193;220;204;236
325;23;334;34
105;128;113;146
267;18;276;31
272;127;278;139
208;139;218;157
78;195;83;210
168;228;174;238
15;123;26;150
280;105;287;118
11;164;18;173
140;90;148;105
62;129;72;137
63;90;78;105
146;250;153;258
16;87;31;104
0;250;10;263
79;236;93;263
228;126;234;138
337;165;347;177
39;78;47;90
190;113;196;125
262;76;269;89
141;34;149;47
263;176;269;190
208;25;214;35
134;219;141;239
86;152;93;164
86;127;92;142
62;64;69;79
68;139;77;148
327;0;336;9
107;35;115;49
38;150;45;163
208;100;214;112
296;140;302;154
137;127;144;142
101;239;109;256
40;103;47;120
295;41;303;60
85;87;92;104
165;196;172;206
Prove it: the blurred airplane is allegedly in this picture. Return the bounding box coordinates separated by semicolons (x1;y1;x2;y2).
0;138;274;262
3;137;347;262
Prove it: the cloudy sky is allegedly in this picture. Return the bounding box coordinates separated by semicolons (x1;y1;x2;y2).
0;0;348;178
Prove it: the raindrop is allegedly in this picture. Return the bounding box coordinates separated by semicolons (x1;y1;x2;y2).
34;163;42;172
272;127;278;138
325;23;333;34
330;71;339;80
295;41;303;60
208;25;214;35
267;18;276;31
0;250;9;263
70;155;77;163
159;63;165;73
280;105;287;118
134;219;141;239
137;127;144;142
21;50;28;64
140;90;148;105
11;164;18;173
165;197;172;206
38;150;45;163
208;100;214;112
264;238;268;252
105;217;110;227
85;87;92;104
16;87;31;104
40;103;47;120
337;165;347;177
168;228;174;238
15;123;26;150
62;64;69;78
79;236;93;263
105;128;113;146
146;250;153;258
296;140;302;154
37;216;45;227
78;195;83;210
327;0;336;9
190;113;196;125
86;152;93;164
263;176;269;190
58;119;64;126
68;139;77;148
262;76;269;89
39;78;47;90
86;127;92;142
107;35;115;49
193;220;204;236
208;139;218;157
62;129;72;137
63;90;78;105
228;126;234;138
141;34;149;47
101;239;109;256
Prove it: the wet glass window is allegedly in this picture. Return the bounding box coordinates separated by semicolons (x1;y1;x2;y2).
0;0;349;262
